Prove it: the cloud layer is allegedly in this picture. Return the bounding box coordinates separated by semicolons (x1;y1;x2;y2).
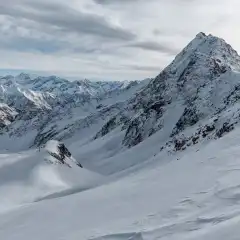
0;0;239;80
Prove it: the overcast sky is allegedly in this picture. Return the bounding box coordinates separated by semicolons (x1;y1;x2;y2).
0;0;239;80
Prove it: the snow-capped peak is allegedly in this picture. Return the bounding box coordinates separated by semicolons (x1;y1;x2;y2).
105;33;240;148
173;32;240;72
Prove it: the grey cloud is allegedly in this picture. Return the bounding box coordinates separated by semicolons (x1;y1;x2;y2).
0;29;107;55
0;35;67;54
128;65;161;71
0;1;135;41
0;18;108;55
153;29;163;36
94;0;141;4
128;41;179;55
94;0;191;5
6;39;59;53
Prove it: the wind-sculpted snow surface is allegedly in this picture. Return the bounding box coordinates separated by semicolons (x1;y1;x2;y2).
1;127;240;239
0;148;103;212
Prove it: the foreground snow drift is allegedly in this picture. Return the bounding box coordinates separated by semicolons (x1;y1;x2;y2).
0;149;103;211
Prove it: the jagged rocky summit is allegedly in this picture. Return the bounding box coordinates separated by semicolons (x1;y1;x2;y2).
95;32;240;150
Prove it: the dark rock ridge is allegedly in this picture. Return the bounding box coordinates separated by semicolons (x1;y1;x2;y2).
119;33;240;148
45;140;83;168
0;104;17;129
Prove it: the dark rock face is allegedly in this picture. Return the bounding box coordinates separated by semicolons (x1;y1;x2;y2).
224;84;240;107
46;141;83;168
57;143;72;160
94;114;129;140
171;107;199;137
0;104;17;130
33;127;58;147
174;138;187;151
123;105;164;147
158;122;220;153
216;122;234;138
47;142;71;164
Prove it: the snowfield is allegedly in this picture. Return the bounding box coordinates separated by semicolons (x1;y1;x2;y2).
0;148;103;213
1;128;240;239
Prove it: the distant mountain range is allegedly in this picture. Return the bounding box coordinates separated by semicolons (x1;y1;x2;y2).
1;32;240;159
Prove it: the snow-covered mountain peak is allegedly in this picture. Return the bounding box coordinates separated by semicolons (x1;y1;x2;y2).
148;33;240;96
113;33;240;147
0;75;14;81
195;31;206;38
16;73;32;83
173;32;240;72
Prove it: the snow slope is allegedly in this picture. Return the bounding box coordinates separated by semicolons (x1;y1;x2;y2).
1;126;240;239
0;147;103;212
